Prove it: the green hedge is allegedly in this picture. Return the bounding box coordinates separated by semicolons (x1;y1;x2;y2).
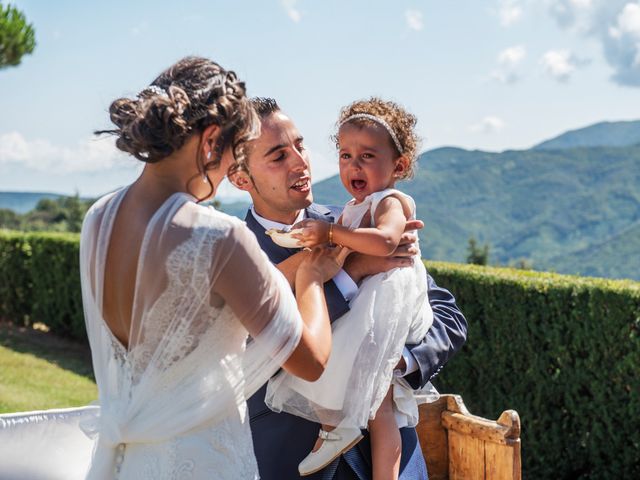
1;232;639;476
0;230;84;340
425;260;640;479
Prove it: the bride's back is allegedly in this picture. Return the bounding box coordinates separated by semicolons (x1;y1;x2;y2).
102;189;161;348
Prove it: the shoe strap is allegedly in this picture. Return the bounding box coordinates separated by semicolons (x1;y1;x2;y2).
318;429;342;441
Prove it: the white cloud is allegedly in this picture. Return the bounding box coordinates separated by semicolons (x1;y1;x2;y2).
547;0;594;30
540;49;576;81
540;49;589;81
0;132;134;173
499;0;523;27
491;45;527;84
405;9;424;31
470;116;506;134
609;2;640;38
499;45;527;67
281;0;302;22
547;0;640;86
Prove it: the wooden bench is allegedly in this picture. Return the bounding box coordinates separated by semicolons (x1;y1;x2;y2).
416;394;521;480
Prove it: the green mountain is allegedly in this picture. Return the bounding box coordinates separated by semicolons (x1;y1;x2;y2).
218;200;251;220
0;192;62;214
313;144;640;281
534;120;640;150
3;121;638;281
548;220;640;279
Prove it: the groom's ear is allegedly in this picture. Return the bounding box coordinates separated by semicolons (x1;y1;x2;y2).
228;169;254;192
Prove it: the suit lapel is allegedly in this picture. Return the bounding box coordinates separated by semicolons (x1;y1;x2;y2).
306;203;337;223
244;204;337;263
244;209;300;263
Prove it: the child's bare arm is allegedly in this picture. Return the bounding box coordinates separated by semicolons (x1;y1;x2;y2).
293;196;408;256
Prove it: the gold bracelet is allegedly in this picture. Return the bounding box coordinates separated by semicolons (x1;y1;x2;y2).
328;223;334;246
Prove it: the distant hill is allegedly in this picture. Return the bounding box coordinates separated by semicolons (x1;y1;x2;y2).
0;192;63;214
218;200;250;219
0;191;251;219
534;120;640;150
548;220;640;279
313;144;640;281
3;121;639;281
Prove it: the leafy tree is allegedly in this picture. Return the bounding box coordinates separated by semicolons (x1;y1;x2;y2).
0;3;36;69
2;195;94;232
0;208;20;229
466;236;489;266
61;194;85;233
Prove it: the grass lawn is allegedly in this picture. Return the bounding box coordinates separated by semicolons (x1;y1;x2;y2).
0;322;97;413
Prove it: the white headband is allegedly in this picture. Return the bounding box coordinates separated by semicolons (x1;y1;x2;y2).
339;113;403;154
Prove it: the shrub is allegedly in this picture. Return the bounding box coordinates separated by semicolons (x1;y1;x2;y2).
27;232;84;340
0;230;32;324
0;230;84;341
1;233;638;477
426;260;640;479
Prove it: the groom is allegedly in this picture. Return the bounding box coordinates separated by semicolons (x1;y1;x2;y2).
230;98;467;480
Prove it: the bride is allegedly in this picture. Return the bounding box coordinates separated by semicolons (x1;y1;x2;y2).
1;57;344;479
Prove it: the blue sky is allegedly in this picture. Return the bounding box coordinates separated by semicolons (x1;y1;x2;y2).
1;0;639;200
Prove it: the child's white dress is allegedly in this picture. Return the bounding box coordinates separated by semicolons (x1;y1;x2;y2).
266;188;438;429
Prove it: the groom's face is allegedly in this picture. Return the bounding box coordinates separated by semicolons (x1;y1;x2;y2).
241;112;313;224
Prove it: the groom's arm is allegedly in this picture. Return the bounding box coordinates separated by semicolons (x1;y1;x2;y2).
402;272;467;390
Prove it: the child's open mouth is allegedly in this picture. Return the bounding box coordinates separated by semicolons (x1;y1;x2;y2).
351;179;367;191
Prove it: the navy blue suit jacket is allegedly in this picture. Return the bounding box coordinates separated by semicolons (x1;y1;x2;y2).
246;204;467;480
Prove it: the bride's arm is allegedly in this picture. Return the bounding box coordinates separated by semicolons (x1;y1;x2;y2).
274;250;308;288
280;247;346;380
212;223;345;382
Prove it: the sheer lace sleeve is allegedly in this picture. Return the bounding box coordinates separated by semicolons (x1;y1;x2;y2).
209;218;304;396
211;221;295;338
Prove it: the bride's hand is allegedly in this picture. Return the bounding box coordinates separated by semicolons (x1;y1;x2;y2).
298;245;351;283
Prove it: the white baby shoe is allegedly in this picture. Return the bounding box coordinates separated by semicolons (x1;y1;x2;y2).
298;427;363;476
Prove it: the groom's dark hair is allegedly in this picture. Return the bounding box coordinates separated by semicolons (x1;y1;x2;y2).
250;97;280;119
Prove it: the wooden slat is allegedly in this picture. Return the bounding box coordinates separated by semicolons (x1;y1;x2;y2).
416;398;449;480
485;441;521;480
448;430;485;480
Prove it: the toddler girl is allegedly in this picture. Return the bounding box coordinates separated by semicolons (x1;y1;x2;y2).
266;98;437;479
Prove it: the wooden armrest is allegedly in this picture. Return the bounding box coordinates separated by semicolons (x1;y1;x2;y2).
416;394;521;480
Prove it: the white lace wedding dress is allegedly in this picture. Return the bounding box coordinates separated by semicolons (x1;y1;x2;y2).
0;188;304;480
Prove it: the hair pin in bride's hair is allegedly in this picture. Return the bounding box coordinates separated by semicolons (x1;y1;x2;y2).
137;85;169;99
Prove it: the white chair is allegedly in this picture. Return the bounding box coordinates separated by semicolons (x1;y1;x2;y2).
0;406;99;480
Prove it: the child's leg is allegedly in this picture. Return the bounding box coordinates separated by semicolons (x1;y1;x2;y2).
368;386;401;480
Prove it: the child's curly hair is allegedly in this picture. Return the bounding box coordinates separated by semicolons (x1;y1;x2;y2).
334;97;421;180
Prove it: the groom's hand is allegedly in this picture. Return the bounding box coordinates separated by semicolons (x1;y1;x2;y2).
344;253;414;284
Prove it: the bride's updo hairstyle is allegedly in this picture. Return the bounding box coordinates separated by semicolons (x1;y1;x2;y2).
335;97;420;180
97;56;258;189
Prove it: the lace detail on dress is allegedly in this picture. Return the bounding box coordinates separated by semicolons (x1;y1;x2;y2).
128;225;222;384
